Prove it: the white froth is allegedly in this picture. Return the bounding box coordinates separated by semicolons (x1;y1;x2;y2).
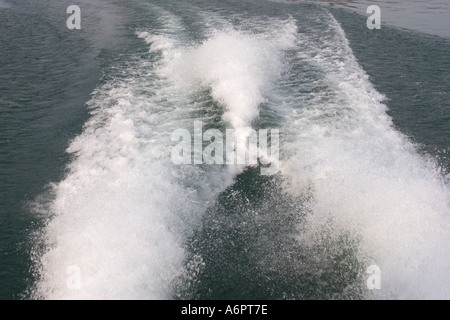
33;12;297;299
281;13;450;299
167;19;297;130
32;2;450;299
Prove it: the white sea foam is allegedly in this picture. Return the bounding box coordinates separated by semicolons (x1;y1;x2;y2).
33;11;297;299
280;12;450;299
166;19;297;131
33;1;450;299
32;9;232;299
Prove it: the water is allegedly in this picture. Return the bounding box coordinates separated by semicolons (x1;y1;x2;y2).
1;0;449;300
319;0;450;39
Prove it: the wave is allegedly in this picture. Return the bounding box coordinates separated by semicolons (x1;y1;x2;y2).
31;5;298;299
279;12;450;299
31;1;450;300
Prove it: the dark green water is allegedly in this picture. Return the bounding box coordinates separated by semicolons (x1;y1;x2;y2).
1;0;449;300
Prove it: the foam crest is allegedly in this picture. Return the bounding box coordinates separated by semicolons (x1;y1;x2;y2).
167;19;297;130
33;20;236;299
281;12;450;299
